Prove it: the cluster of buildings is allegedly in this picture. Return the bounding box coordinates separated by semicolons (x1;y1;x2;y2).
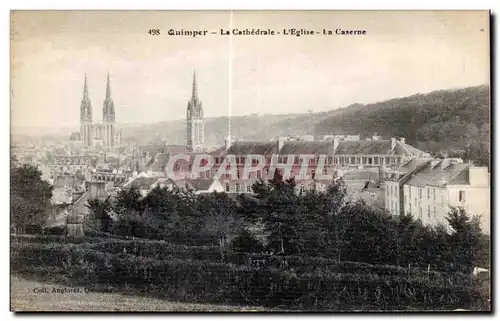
28;70;490;234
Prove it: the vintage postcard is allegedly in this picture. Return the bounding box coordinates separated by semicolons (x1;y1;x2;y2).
10;10;490;312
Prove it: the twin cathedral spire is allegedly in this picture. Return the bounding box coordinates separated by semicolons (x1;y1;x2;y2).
79;72;117;148
79;70;204;152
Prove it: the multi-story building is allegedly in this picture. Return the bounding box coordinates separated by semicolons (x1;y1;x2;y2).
385;158;490;234
142;136;429;196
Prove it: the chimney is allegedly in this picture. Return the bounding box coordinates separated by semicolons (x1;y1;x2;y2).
400;137;405;144
390;138;397;150
469;166;489;186
333;138;340;151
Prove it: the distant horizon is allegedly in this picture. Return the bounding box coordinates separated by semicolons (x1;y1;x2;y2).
10;83;488;137
11;11;489;131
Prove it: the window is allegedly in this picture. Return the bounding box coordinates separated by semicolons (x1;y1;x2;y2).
427;188;430;199
409;186;411;198
433;188;436;200
257;170;261;179
385;157;390;164
428;205;431;218
419;188;422;199
409;202;412;215
368;157;373;165
246;185;252;193
350;157;356;164
362;157;367;164
237;169;240;179
225;183;230;192
374;157;379;165
459;191;466;202
434;206;436;218
235;183;240;193
311;169;316;179
387;188;390;198
419;207;422;219
299;185;305;195
334;157;338;165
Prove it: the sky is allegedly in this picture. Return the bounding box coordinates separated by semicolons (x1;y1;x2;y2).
10;10;489;132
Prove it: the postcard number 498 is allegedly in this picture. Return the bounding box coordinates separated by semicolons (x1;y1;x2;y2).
148;29;160;35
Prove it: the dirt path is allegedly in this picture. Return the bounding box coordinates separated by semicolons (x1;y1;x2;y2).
10;275;265;312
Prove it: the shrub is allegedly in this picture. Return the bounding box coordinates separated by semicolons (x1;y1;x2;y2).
230;228;264;253
11;242;489;310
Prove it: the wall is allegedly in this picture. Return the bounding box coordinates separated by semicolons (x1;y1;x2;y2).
385;181;400;215
447;185;490;234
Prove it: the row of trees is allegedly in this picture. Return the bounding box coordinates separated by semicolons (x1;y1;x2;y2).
87;177;489;273
87;185;242;247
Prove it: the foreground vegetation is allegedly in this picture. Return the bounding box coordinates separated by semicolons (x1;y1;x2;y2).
11;235;489;311
10;163;491;311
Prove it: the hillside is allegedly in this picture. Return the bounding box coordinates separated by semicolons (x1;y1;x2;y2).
121;112;339;147
13;85;489;166
313;85;490;166
123;85;489;166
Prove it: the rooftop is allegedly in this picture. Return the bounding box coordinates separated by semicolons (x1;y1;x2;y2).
405;161;470;187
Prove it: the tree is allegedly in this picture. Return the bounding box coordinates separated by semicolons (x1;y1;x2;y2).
230;228;264;253
114;186;144;214
321;181;350;260
195;192;241;247
86;198;112;233
446;207;486;273
10;164;53;234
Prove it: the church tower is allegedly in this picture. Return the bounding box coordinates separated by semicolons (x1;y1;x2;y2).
102;72;116;148
80;74;93;147
186;71;204;152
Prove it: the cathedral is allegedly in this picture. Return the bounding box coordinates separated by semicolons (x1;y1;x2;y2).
79;73;122;149
186;71;204;152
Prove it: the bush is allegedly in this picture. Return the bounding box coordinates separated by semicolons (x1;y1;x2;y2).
11;242;489;310
230;228;264;253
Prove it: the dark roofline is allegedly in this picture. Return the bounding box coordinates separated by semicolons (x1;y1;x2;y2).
398;159;435;186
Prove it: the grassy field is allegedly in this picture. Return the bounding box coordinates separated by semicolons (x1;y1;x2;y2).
10;275;267;312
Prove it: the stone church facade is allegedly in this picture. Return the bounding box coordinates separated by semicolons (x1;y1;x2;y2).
79;73;122;149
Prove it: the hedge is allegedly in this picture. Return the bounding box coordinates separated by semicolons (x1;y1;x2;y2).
84;239;471;282
11;242;488;310
10;234;113;244
12;236;473;284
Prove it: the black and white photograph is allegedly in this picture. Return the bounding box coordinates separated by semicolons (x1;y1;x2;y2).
9;10;491;312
